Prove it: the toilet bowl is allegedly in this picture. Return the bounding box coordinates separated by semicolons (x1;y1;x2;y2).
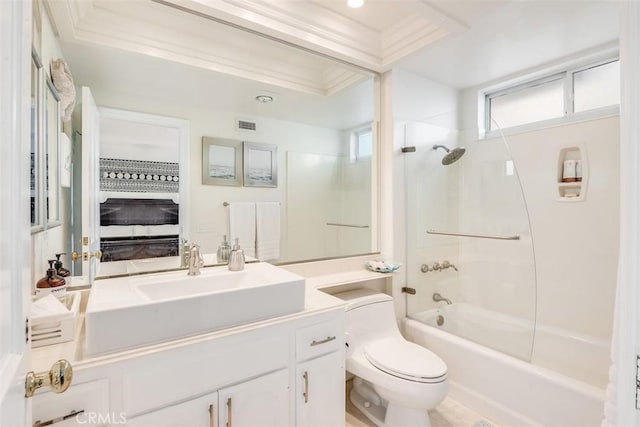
335;288;448;427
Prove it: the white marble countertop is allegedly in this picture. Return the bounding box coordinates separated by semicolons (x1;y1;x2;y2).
31;255;393;372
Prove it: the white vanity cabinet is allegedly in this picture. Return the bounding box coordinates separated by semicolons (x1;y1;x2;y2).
218;368;290;427
126;392;218;427
296;351;345;427
32;305;345;427
127;369;289;427
295;317;346;427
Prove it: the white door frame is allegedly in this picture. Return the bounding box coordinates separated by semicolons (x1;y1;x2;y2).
0;0;33;426
603;3;640;426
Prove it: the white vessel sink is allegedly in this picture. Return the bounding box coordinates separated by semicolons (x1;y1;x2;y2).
85;262;305;355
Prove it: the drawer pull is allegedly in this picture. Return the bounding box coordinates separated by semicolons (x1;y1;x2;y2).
310;336;336;347
209;403;215;427
303;371;309;403
33;409;84;427
227;397;232;427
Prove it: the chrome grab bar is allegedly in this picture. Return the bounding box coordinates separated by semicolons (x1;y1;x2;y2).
426;229;520;240
326;223;369;229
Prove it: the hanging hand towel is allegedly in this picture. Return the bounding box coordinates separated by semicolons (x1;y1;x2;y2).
256;202;280;261
229;202;256;258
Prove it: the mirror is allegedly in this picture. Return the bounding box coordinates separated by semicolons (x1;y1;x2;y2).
44;0;379;279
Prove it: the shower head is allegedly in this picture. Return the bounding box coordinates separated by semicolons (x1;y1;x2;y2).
433;144;466;165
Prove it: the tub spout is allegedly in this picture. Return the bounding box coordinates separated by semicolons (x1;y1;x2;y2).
433;293;452;305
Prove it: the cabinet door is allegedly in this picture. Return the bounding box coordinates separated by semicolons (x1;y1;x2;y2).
219;369;290;427
296;351;345;427
126;392;218;427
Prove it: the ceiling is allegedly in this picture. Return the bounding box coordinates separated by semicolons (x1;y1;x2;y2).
45;0;620;128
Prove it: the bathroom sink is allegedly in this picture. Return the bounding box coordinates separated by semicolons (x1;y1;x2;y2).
85;262;305;355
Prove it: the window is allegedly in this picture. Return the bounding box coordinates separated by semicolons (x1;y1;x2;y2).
351;127;372;162
484;57;619;135
573;60;620;113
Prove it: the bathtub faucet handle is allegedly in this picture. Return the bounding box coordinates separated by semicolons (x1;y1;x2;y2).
432;262;441;272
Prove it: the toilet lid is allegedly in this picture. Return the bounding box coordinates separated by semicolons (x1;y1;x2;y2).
364;338;447;383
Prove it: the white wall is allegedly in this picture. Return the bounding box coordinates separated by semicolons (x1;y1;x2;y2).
497;117;619;340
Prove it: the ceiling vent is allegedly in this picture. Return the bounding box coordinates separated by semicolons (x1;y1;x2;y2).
237;119;257;132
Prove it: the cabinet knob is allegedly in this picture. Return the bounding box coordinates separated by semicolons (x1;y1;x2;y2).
25;359;73;397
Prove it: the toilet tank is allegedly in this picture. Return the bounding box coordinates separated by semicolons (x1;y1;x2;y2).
333;288;402;346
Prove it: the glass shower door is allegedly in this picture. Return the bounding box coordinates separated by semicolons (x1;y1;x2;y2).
404;119;537;362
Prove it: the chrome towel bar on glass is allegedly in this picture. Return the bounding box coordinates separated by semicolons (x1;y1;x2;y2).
326;223;369;229
426;229;520;240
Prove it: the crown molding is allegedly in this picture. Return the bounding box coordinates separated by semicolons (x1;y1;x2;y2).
47;0;468;94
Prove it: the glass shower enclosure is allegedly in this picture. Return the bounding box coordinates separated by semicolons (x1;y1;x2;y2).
403;119;537;362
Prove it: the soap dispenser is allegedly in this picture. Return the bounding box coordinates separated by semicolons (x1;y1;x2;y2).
54;253;71;277
228;238;245;271
36;260;67;300
216;234;231;264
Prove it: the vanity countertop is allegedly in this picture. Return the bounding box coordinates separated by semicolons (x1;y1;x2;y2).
31;263;355;372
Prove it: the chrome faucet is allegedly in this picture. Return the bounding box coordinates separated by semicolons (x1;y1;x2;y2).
441;260;458;271
187;243;204;276
432;293;452;305
180;238;190;268
421;260;458;273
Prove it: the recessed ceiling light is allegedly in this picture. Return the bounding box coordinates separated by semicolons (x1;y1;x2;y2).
347;0;364;8
255;95;274;103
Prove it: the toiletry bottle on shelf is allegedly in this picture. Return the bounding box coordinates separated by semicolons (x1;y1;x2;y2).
36;260;67;300
217;234;231;264
562;160;577;182
54;253;71;277
575;160;583;182
228;238;245;271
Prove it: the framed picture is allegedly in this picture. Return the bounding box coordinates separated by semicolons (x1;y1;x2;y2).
202;137;242;186
243;142;277;188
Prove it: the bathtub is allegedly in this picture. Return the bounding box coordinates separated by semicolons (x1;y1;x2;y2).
404;304;610;427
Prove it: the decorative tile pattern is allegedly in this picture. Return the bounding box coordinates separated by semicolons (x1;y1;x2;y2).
100;158;179;193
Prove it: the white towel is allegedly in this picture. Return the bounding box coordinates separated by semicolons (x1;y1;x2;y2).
256;202;280;261
229;202;256;257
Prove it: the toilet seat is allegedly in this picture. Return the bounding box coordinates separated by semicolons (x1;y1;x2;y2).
364;338;447;383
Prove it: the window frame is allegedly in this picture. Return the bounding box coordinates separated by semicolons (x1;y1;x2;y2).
481;54;620;138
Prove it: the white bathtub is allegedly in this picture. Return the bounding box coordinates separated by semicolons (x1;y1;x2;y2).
405;304;610;427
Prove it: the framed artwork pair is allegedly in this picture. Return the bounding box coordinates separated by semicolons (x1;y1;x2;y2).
202;137;277;188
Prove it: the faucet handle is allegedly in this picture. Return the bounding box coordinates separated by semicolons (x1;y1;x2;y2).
432;262;441;271
442;260;458;271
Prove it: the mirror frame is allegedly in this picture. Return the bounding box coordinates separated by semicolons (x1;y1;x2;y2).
30;49;43;233
44;74;61;227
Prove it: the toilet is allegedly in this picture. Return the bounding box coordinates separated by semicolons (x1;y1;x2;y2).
335;288;448;427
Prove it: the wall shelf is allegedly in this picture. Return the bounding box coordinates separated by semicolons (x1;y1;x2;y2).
556;145;588;202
